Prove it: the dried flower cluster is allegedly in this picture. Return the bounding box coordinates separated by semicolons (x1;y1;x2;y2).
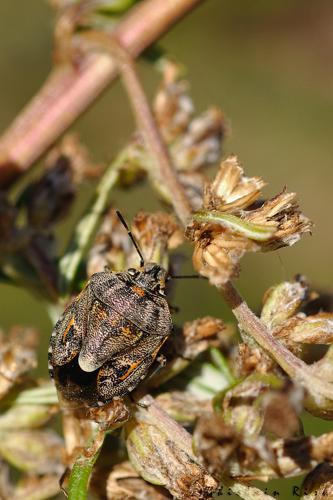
0;134;100;301
117;60;226;209
0;328;62;499
186;155;313;286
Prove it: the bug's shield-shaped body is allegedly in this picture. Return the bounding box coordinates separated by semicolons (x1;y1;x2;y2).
49;263;172;406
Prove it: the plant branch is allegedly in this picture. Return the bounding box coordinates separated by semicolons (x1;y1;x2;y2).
222;281;333;401
0;0;205;187
82;31;192;225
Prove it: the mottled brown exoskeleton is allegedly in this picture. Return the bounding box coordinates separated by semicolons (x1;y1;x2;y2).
48;213;172;407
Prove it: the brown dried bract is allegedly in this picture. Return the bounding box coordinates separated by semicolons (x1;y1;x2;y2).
187;156;313;285
125;399;218;500
45;133;103;184
176;316;228;360
106;461;171;500
204;155;265;212
132;211;183;262
87;207;133;275
87;210;183;276
0;326;38;399
190;223;258;285
194;413;238;475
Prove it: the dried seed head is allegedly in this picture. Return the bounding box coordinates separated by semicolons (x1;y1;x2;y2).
45;133;103;184
146;317;231;390
0;429;63;474
154;60;194;143
260;278;333;353
189;224;258;286
106;461;171;500
125;399;218;499
87;207;133;275
170;107;226;171
193;413;238;475
261;384;303;439
179;316;228;360
236;343;275;377
153;59;226;169
220;374;300;439
261;277;308;330
302;463;333;500
87;209;183;276
0;326;38;399
132;211;183;265
24;155;75;229
204;155;265;212
244;191;313;251
187;156;313;285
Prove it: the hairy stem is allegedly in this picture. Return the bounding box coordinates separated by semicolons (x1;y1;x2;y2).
82;31;192;225
222;281;333;401
67;428;105;500
0;0;205;186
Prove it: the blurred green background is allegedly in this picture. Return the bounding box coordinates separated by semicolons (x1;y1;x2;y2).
0;1;332;497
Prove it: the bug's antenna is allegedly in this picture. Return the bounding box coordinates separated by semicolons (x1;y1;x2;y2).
116;210;145;267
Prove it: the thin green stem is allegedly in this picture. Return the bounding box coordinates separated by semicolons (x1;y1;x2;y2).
68;430;105;500
59;149;126;294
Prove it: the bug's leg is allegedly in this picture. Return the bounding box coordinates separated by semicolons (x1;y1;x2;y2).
59;467;70;497
156;354;167;367
145;353;167;383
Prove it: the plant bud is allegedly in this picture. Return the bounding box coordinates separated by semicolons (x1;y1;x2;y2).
125;397;218;499
106;461;171;500
0;430;63;473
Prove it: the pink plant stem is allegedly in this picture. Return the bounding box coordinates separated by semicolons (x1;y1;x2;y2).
0;0;205;186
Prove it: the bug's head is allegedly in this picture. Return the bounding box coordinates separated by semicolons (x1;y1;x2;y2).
127;262;168;296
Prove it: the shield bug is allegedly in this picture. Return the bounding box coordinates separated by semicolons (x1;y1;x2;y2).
48;212;172;407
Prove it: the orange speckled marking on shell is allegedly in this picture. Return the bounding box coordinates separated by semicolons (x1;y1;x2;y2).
119;360;142;381
121;326;133;337
131;285;145;297
62;317;75;343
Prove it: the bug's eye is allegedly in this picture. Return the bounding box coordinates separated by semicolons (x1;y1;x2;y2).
128;268;137;276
